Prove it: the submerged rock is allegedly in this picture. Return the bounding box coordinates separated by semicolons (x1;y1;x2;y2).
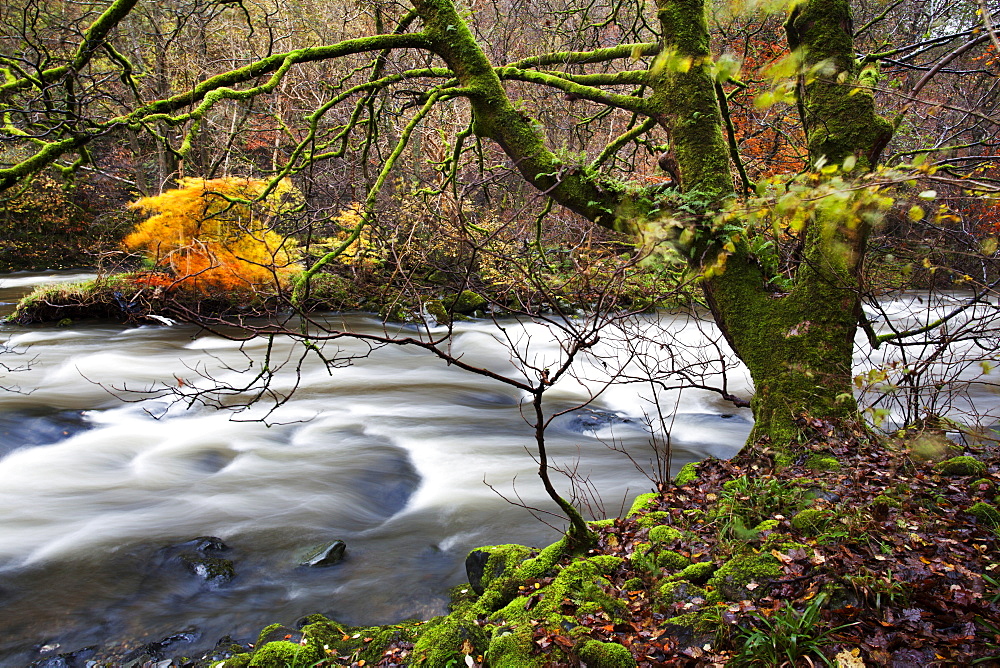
563;408;643;433
28;645;96;668
0;410;92;459
120;628;200;667
300;540;347;567
159;536;235;588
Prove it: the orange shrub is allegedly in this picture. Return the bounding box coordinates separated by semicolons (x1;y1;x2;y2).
125;177;301;291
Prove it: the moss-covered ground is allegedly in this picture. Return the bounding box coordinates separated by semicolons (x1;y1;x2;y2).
181;421;1000;667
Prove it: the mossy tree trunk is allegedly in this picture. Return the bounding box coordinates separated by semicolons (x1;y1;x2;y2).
704;0;891;447
648;0;891;448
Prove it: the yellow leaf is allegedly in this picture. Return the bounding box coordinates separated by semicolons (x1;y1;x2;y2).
835;648;866;667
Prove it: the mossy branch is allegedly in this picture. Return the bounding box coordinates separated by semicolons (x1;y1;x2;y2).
495;67;654;114
504;43;659;69
1;32;433;192
293;88;455;305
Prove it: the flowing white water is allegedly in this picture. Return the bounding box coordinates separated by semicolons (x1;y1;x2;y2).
1;273;996;665
0;272;755;664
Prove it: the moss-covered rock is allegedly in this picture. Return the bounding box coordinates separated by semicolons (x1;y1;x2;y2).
629;542;690;576
669;560;716;585
466;544;536;596
657;580;708;607
648;525;682;544
485;554;623;667
445;290;487;314
969;502;1000;528
791;508;830;534
627;492;659;517
706;541;807;601
973;478;995;494
409;614;487;666
633;510;669;529
425;299;450;325
870;493;901;509
246;640;321;667
805;455;841;471
938;456;987;477
674;462;699;486
576;639;637;667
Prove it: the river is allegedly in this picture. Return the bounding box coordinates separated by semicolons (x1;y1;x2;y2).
0;271;759;665
1;272;997;665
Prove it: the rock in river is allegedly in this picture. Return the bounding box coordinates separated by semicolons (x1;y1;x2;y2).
300;540;347;567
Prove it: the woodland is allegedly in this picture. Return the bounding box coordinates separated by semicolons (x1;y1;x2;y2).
3;0;1000;664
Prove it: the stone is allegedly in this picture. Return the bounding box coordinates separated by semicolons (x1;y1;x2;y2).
159;536;235;587
301;540;347;567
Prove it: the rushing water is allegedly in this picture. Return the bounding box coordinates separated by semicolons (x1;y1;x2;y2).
1;272;997;665
0;272;757;665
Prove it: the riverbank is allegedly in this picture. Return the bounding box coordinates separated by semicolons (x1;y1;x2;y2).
5;256;689;327
62;421;1000;667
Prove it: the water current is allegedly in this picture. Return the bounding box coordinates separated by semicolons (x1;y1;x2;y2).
0;271;995;665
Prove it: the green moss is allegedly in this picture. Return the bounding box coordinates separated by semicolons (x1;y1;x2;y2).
588;518;616;528
938;456;987;477
674;462;699;486
969;502;1000;528
648;525;682;544
707;541;807;601
486;554;623;666
253;624;287;650
577;639;637;667
486;628;548;668
246;640;321;667
445;289;486;314
657;580;708;607
629;542;689;576
870;494;901;509
633;511;669;529
410;614;488;666
973;478;994;493
669;560;716;585
627;492;659;516
448;584;480;611
466;543;536;598
425;299;450;325
790;509;830;534
473;538;568;612
753;519;780;533
805;455;841;471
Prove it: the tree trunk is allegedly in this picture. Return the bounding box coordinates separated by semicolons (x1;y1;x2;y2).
657;0;891;450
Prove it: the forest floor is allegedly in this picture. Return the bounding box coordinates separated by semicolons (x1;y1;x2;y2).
503;425;1000;667
192;419;1000;667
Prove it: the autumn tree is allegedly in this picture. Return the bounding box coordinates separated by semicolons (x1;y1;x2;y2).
2;0;998;453
125;176;301;290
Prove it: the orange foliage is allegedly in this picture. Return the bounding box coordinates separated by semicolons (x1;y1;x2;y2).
125;177;301;292
723;20;807;179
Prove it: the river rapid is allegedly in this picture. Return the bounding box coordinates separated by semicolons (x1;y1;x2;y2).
0;272;757;665
1;272;996;665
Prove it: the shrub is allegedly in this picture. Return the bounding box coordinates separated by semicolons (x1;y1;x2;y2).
124;177;301;292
